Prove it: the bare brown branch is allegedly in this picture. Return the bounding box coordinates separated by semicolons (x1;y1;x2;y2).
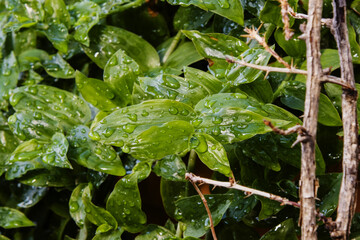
188;177;217;240
278;0;294;40
288;7;332;27
330;0;359;238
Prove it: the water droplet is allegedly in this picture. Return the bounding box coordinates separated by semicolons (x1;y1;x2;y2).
127;113;137;122
205;100;217;108
123;124;137;133
89;131;100;141
191;118;203;127
212;116;223;124
69;202;79;212
168;106;178;115
104;128;115;138
10;93;25;106
141;110;149;117
122;145;130;153
180;109;189;116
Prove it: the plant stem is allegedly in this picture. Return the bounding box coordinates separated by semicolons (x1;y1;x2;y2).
162;31;182;64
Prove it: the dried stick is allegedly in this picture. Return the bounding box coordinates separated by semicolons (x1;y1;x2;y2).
186;173;301;208
298;0;324;238
330;0;359;238
189;179;217;240
288;7;333;27
278;0;294;40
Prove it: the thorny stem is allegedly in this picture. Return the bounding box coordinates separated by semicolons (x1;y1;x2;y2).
288;7;333;27
189;180;218;240
278;0;294;40
162;31;182;64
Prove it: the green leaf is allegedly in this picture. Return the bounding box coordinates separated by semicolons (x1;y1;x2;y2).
13;29;37;56
92;227;124;240
260;0;298;27
42;132;72;169
0;52;19;111
237;76;273;103
5;139;46;180
153;155;187;181
193;93;293;143
0;207;35;229
348;23;360;64
192;133;232;176
128;120;195;160
175;194;233;238
139;74;210;107
0;12;8;59
0;128;19;176
163;42;203;70
135;225;176;240
274;28;306;57
75;71;122;111
38;23;69;53
18;168;74;187
8;85;91;139
106;162;151;233
173;6;214;31
83;25;160;70
182;30;249;59
167;0;244;25
68;1;100;46
99;0;145;16
160;178;187;219
317;173;342;216
69;183;87;228
103;49;141;106
259;219;297;240
18;49;75;78
68;125;126;176
184;67;223;95
280;81;342;126
5;183;47;208
225;190;258;222
90;99;195;147
81;184;118;231
44;0;70;27
226;48;272;85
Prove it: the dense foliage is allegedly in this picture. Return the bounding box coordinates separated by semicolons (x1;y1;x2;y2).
1;0;360;239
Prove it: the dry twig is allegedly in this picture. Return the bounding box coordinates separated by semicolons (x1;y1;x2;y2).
288;7;333;27
278;0;294;40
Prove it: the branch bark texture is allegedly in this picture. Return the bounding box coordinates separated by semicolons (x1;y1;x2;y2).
331;0;359;238
300;0;324;238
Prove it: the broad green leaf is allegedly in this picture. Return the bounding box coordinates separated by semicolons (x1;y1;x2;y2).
192;133;232;176
42;132;72;169
3;2;37;32
260;0;297;27
82;184;118;232
259;219;297;240
0;128;19;176
69;183;87;228
193;93;293;143
92;227;124;240
38;23;69;53
68;125;125;176
75;71;122;111
183;30;248;59
167;0;244;25
225;190;258;222
9;85;91;139
0;12;8;59
106;162;151;233
175;194;233;238
318;173;342;216
135;225;176;240
99;0;145;16
160;178;187;219
13;29;37;56
18;168;74;187
139;74;210;107
44;0;70;27
83;25;160;70
239;0;265;17
348;23;360;64
0;52;19;111
226;48;272;85
128;120;195;160
90;99;195;147
174;6;214;31
68;1;100;46
238;75;273;103
103;49;141;106
0;235;10;240
5;183;47;208
153;155;187;181
18;49;75;78
184;67;223;95
5;139;46;180
280;81;342;126
163;42;203;70
0;207;35;229
274;28;306;57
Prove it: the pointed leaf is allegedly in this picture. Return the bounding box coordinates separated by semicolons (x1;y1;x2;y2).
69;183;87;228
135;225;176;240
42;132;72;169
260;219;297;240
153;155;187;181
0;207;35;229
0;52;19;111
163;42;203;70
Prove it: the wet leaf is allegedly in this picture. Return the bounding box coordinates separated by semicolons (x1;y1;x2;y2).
0;128;19;176
103;49;141;106
75;71;122;111
238;76;273;103
135;224;176;240
128;120;195;160
13;29;37;56
83;25;160;70
0;207;35;229
153;155;187;181
225;190;258;222
69;183;87;228
106;162;151;233
163;42;203;70
183;30;248;59
5;183;47;208
0;52;19;111
68;1;100;46
274;28;306;57
92;227;124;240
90;99;195;147
174;6;214;31
160;178;187;219
184;67;223;95
99;0;145;16
18;168;74;187
192;133;231;176
260;219;297;240
167;0;244;25
42;132;72;169
317;173;342;216
38;23;69;53
175;194;233;238
68;125;126;176
260;0;297;27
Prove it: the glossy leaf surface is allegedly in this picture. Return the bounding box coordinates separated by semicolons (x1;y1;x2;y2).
42;132;72;169
0;207;35;229
0;52;19;110
153;155;187;181
259;219;297;240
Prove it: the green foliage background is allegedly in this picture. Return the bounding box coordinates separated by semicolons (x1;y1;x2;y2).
1;0;360;239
